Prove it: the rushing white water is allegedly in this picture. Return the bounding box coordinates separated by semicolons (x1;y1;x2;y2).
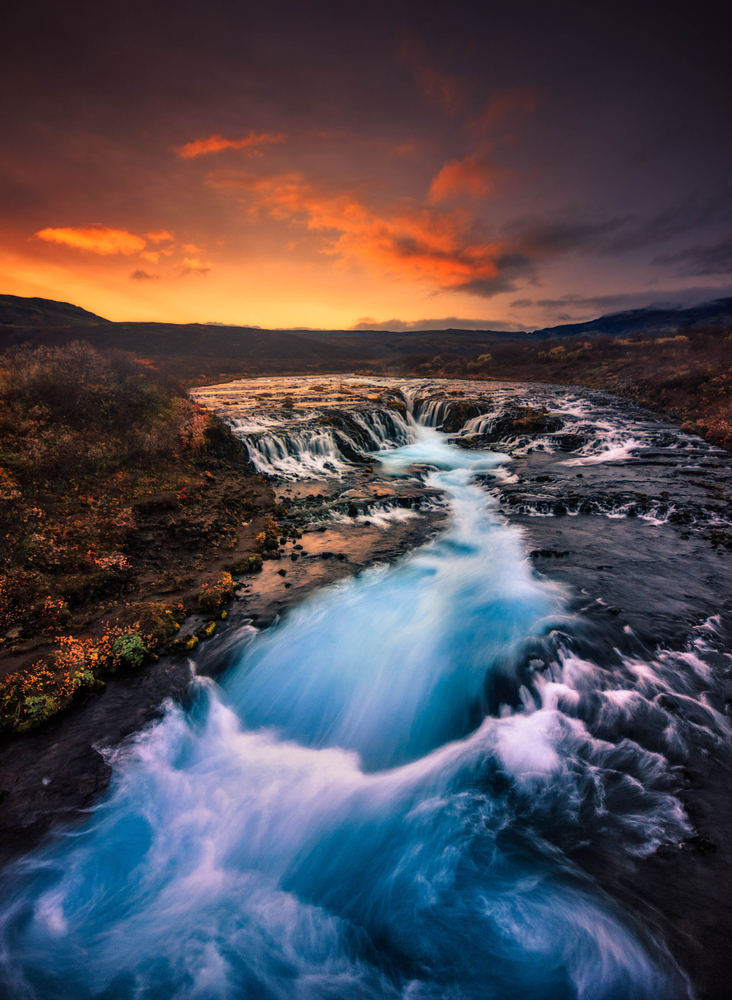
237;407;412;479
0;407;703;999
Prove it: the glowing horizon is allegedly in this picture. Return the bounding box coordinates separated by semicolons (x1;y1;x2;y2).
2;2;730;331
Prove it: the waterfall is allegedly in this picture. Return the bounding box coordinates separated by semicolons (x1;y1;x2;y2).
3;375;727;999
241;408;412;477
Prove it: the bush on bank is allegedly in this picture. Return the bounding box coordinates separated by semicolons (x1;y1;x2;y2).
0;602;187;733
0;342;266;734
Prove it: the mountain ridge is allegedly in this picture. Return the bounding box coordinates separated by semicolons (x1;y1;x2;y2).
3;292;731;340
2;293;731;383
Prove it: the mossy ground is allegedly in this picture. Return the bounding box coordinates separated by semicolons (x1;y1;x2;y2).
0;343;273;733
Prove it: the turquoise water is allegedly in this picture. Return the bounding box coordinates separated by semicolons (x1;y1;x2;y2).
0;422;691;999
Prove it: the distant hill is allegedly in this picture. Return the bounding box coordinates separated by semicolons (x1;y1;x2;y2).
1;293;730;382
530;298;732;340
0;312;522;381
0;294;111;327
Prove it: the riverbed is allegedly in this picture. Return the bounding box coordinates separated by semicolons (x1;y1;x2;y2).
1;376;731;999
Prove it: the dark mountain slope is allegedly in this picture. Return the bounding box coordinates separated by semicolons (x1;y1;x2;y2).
531;298;732;340
1;294;731;382
0;294;111;326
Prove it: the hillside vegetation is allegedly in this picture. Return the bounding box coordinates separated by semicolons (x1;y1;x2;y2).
0;343;272;732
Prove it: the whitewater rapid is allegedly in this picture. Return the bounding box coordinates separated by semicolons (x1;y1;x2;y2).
3;391;727;999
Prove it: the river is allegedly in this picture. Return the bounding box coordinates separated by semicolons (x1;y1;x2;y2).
1;376;731;999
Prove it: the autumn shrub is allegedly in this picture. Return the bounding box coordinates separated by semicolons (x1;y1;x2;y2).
0;660;103;733
0;601;189;732
0;341;202;483
0;628;138;733
196;571;235;613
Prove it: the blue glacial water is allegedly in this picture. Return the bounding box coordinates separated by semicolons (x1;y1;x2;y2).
0;418;697;999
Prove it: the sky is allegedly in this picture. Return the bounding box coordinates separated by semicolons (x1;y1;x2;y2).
2;0;731;331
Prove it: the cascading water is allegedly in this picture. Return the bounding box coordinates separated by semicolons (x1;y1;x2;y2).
2;376;730;999
242;409;412;479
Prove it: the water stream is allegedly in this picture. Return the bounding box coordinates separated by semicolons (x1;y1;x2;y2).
2;377;731;999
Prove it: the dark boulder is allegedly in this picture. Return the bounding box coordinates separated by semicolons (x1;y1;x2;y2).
547;433;586;452
439;400;493;433
482;407;565;441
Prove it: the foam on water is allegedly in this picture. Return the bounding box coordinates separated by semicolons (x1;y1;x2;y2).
329;504;423;529
243;409;412;479
0;405;704;999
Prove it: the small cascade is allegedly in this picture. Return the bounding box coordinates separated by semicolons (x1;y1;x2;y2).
240;407;412;477
3;374;731;999
415;398;452;427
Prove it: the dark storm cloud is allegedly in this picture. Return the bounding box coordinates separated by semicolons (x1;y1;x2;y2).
527;293;670;311
454;253;535;299
625;124;695;167
497;192;732;278
509;285;732;321
653;239;732;277
505;217;629;256
605;191;732;254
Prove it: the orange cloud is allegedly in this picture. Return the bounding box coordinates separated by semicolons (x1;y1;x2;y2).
35;225;146;255
181;257;211;275
429;155;502;203
207;170;508;293
140;250;160;263
176;131;286;159
147;230;174;242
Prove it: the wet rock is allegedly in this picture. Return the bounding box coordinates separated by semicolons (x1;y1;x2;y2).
547;433;587;452
483;406;566;441
228;553;263;573
447;435;490;450
439;400;492;433
682;834;718;854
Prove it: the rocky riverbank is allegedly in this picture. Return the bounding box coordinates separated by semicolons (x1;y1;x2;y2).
0;344;277;734
0;470;444;863
393;324;732;453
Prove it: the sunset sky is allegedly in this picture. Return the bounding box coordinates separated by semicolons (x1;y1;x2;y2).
2;0;730;331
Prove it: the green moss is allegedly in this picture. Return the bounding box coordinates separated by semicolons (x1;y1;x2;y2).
228;553;263;574
111;633;148;668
